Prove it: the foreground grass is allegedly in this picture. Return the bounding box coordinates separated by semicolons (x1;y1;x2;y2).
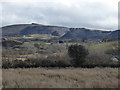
2;67;118;88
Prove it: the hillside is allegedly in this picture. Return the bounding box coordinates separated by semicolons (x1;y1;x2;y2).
1;23;119;40
1;23;69;37
61;28;119;39
2;24;31;36
20;25;69;37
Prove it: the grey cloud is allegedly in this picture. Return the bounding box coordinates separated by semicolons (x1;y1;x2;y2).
1;1;118;30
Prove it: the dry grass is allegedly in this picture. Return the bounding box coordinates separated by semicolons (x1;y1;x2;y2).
2;67;119;88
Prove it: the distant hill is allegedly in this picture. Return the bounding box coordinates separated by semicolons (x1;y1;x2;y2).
61;28;111;39
2;24;31;36
1;23;120;40
2;23;69;37
20;25;69;37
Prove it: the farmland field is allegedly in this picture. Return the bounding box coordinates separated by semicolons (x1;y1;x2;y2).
2;67;119;88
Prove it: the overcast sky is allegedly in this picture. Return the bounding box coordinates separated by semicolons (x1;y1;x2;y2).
0;0;119;30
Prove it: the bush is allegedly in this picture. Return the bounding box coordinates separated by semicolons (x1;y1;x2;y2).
106;47;120;55
105;42;119;55
2;60;12;68
2;53;71;68
68;44;89;67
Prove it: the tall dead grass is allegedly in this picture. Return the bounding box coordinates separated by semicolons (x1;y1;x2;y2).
2;67;118;88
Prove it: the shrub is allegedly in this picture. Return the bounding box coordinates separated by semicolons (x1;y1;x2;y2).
68;44;89;67
105;41;119;55
106;47;120;55
2;60;12;68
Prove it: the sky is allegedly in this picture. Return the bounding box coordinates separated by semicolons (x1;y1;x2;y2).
0;0;119;30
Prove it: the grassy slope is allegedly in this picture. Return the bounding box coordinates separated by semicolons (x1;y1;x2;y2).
2;68;118;88
90;41;118;49
7;34;59;40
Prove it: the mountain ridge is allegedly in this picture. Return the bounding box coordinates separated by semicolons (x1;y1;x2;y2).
1;23;119;40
